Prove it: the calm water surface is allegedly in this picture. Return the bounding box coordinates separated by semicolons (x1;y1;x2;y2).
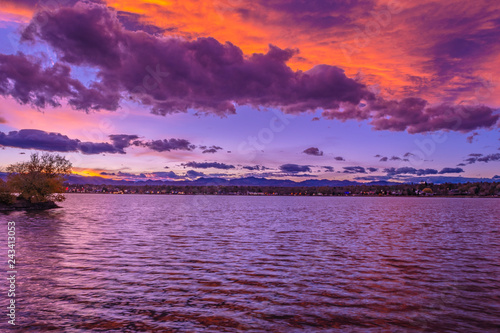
1;195;499;332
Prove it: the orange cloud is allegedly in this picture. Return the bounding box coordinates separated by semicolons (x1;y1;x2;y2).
102;0;500;105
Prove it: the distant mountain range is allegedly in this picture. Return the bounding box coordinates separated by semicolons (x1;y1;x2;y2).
62;175;394;187
1;172;497;187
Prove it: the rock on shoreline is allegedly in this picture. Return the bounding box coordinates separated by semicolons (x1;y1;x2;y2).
0;200;60;211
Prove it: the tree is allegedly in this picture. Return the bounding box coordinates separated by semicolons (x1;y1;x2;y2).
6;153;72;203
0;179;15;205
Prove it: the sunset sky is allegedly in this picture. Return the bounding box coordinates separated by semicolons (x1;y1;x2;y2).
0;0;499;183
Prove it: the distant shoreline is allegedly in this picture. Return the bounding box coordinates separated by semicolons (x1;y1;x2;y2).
64;181;500;197
62;193;499;198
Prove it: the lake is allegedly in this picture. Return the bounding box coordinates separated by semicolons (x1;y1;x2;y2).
1;195;499;332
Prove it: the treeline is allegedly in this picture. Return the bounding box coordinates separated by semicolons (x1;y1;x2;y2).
66;181;500;197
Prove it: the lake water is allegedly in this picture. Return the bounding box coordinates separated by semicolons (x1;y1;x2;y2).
1;195;499;332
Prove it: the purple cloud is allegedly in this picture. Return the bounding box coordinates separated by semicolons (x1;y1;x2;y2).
140;139;195;152
109;134;140;150
19;2;371;117
438;167;464;174
322;166;334;172
465;153;500;164
0;53;120;111
303;147;323;156
182;161;235;169
0;129;120;154
384;167;438;176
201;145;223;154
279;164;312;173
186;170;206;179
343;166;366;174
1;2;495;134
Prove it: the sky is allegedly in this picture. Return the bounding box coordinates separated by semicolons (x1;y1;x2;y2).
0;0;499;183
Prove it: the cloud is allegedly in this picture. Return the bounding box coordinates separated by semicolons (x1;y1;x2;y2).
150;171;183;179
334;156;345;161
279;164;311;173
0;129;121;154
109;134;140;150
117;171;146;178
242;165;268;171
3;2;498;134
354;175;393;182
201;145;223;154
367;167;378;172
182;161;235;169
379;156;388;162
384;167;438;176
0;53;120;111
365;98;499;133
0;116;6;124
18;2;371;117
186;170;206;178
390;156;401;161
322;166;334;172
0;129;200;155
438;167;464;174
140;139;195;152
303;147;323;156
466;131;479;144
343;166;366;174
465;153;500;164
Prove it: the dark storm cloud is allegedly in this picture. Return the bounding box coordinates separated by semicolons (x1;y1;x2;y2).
303;147;323;156
182;162;235;169
279;164;312;173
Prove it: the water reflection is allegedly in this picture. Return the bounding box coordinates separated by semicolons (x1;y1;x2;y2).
0;195;499;331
